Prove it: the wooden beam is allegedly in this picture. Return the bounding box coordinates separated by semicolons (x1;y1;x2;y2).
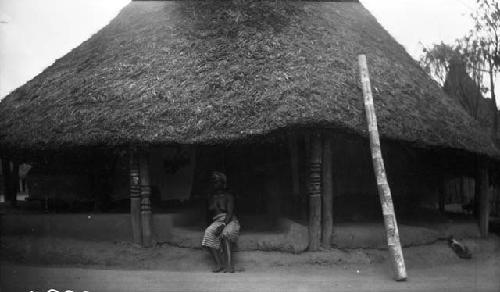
129;148;142;246
359;55;407;281
308;133;322;251
478;160;490;238
139;150;153;247
321;135;333;248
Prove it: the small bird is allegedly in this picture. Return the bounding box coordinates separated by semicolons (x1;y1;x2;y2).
448;236;472;259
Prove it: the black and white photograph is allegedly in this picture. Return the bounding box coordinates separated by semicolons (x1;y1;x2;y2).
0;0;499;291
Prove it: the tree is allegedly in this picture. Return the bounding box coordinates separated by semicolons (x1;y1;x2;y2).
470;0;500;137
420;0;500;139
420;40;486;91
420;41;486;120
420;42;463;86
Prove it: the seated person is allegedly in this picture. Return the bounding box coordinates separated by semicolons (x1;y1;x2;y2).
201;171;240;273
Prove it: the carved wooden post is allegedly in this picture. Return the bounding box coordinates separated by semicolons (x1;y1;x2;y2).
359;55;407;281
478;160;490;238
308;133;322;251
139;151;153;247
322;135;333;248
129;147;142;245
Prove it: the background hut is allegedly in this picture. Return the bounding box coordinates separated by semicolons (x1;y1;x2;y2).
444;59;499;135
444;59;500;218
0;0;498;248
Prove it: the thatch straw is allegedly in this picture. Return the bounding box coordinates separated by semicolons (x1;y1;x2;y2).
0;0;497;156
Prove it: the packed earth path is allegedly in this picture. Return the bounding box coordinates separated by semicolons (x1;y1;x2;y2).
1;235;500;292
1;259;500;292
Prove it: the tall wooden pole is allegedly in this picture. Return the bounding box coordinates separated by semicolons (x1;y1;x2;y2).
358;55;407;281
478;159;490;238
308;133;322;251
129;147;142;245
321;135;333;248
139;150;153;247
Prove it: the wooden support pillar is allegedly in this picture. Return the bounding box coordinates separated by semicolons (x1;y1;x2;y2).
321;135;333;248
10;162;19;207
438;177;446;214
308;133;322;251
288;133;301;215
1;158;10;202
474;171;480;218
129;148;142;246
477;160;490;238
359;55;407;281
436;156;447;214
288;133;301;199
459;176;465;202
302;134;311;221
139;151;153;247
1;160;19;207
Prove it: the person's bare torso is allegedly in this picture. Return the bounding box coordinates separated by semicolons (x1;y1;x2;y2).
209;191;232;215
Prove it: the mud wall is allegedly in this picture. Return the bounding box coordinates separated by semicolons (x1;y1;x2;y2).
0;213;190;242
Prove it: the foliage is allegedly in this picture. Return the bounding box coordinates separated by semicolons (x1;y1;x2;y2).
420;40;486;93
420;0;500;138
471;0;500;135
465;0;499;101
472;0;500;69
420;0;499;98
420;42;464;86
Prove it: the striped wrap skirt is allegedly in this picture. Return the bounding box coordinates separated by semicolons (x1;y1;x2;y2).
201;213;240;250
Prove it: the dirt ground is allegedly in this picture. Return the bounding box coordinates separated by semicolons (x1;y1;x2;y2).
1;235;500;291
1;234;497;270
2;260;499;292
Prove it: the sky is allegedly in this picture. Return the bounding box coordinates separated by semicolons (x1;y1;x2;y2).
0;0;495;101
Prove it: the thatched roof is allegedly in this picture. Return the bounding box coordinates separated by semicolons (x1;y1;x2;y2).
0;0;498;156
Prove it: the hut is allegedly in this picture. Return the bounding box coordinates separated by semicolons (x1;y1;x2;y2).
444;60;500;217
444;59;498;133
0;0;498;250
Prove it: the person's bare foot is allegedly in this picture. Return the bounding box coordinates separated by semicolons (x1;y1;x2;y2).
212;266;224;273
